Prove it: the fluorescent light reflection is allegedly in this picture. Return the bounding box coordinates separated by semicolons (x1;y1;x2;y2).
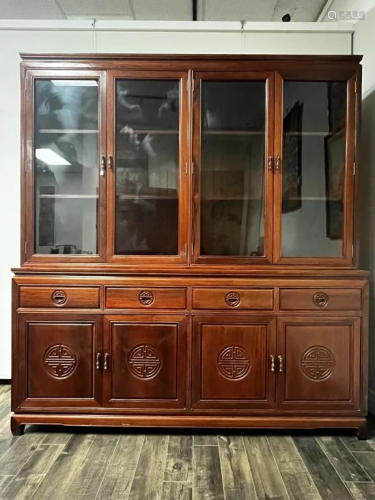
51;80;98;87
35;149;71;166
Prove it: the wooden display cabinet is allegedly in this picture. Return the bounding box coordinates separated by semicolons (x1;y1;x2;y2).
11;54;369;438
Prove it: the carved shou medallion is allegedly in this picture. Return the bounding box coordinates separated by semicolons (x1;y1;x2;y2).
128;344;162;380
44;344;77;378
51;290;67;306
217;346;251;380
301;346;335;381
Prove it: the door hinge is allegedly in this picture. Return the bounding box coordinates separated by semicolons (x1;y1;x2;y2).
352;245;354;258
355;79;358;94
353;161;356;175
185;161;188;175
24;241;27;257
192;76;195;93
191;243;194;255
192;161;195;175
184;243;187;256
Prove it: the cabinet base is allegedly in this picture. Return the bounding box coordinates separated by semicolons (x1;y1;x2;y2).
11;414;368;439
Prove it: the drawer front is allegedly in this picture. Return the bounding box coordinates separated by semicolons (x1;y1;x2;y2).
19;287;100;309
106;287;187;309
192;288;274;310
279;288;362;311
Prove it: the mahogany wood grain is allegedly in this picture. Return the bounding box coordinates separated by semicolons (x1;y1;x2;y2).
276;316;361;412
192;288;274;310
105;287;187;309
192;315;276;410
19;286;100;309
15;314;103;410
279;288;362;311
103;315;187;409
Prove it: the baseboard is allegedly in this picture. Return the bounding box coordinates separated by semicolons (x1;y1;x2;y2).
369;388;375;415
0;379;10;384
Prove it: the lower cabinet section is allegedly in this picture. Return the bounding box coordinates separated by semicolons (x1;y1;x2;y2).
103;315;187;409
277;317;361;412
16;314;103;409
192;315;276;410
12;295;366;435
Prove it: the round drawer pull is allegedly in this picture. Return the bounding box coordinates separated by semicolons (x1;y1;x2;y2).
312;292;329;308
51;290;67;306
225;292;240;307
139;290;154;306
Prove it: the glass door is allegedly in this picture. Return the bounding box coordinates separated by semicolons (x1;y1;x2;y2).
24;70;106;263
273;72;357;265
192;72;274;265
107;71;189;264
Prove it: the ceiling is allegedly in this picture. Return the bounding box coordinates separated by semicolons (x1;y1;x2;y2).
0;0;329;21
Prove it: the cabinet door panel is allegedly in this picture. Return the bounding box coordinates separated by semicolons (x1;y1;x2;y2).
192;72;274;265
192;315;276;410
103;315;186;409
274;72;357;265
277;317;361;412
16;314;102;409
24;70;107;264
106;71;189;265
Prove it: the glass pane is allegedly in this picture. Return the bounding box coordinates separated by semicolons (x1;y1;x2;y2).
114;80;179;255
34;79;99;255
281;81;347;257
200;81;266;257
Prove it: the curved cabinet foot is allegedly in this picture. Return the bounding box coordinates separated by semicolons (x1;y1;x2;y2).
11;417;25;436
356;420;370;440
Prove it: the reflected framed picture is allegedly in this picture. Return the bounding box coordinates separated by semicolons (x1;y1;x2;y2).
328;81;347;133
325;129;345;240
282;101;303;214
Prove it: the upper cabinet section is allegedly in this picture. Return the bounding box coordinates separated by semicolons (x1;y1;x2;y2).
20;55;361;269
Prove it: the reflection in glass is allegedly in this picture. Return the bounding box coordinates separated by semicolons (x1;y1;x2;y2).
34;79;99;255
114;80;179;255
200;81;266;257
281;81;347;257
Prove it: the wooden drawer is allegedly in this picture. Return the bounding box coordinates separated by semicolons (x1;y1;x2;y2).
105;287;187;309
19;287;100;309
192;288;274;310
279;288;362;311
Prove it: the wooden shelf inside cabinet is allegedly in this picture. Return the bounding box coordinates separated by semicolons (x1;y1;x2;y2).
118;129;179;135
38;129;99;134
117;195;178;201
38;194;99;199
202;130;264;136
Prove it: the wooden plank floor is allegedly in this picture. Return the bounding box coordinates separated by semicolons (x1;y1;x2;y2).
1;386;374;500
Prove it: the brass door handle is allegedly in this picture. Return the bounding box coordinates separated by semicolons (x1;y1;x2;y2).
100;156;106;177
108;155;113;170
268;156;273;171
275;156;281;171
278;355;284;372
96;352;101;370
270;355;275;372
103;353;109;370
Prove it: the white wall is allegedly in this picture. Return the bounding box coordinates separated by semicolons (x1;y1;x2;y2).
353;6;375;413
0;20;353;379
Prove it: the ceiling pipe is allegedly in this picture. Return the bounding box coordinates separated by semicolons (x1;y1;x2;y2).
193;0;198;21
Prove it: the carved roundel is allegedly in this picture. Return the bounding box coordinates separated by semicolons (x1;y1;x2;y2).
128;344;162;379
225;292;240;307
312;292;329;308
51;290;67;306
301;346;335;381
138;290;154;306
44;344;77;379
217;346;251;380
